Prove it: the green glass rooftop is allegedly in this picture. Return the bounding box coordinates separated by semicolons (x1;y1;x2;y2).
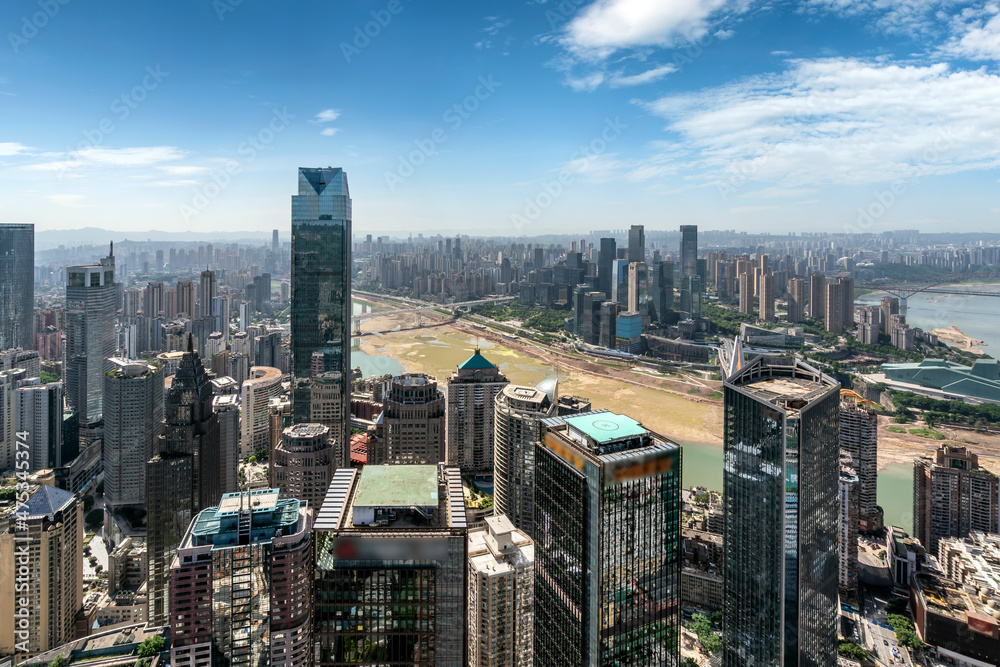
352;465;439;508
564;412;648;444
457;349;496;370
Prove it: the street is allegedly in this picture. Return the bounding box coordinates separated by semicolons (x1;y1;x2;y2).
859;582;913;666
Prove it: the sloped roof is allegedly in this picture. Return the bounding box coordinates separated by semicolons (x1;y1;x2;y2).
458;349;496;370
24;485;77;519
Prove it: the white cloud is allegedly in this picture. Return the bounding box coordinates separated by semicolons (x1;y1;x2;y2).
48;194;88;207
943;8;1000;60
714;28;735;39
321;127;340;137
315;108;341;123
637;58;1000;187
147;179;200;187
800;0;959;36
25;146;185;172
608;63;678;87
159;165;209;176
0;142;32;156
483;18;512;36
771;50;793;56
566;72;606;92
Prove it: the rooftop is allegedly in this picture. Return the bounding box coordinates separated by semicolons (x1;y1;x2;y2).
728;357;836;411
564;412;648;444
457;349;496;370
352;465;439;509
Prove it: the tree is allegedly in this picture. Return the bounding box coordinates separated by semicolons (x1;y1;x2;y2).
137;635;165;658
839;642;867;659
688;613;722;654
710;610;723;626
50;655;67;667
85;508;103;526
247;455;257;465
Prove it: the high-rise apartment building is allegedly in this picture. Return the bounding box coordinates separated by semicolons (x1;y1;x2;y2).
857;305;880;344
146;343;221;626
241;366;283;458
840;393;880;533
373;373;445;465
65;244;116;423
169;489;313;667
467;515;534;667
493;383;557;537
0;223;34;351
445;350;509;472
628;224;645;263
213;392;240;495
880;296;899;334
534;411;681;666
597;237;616;294
198;268;217;319
0;368;27;470
825;276;854;333
787;277;805;323
738;272;753;316
291;167;352;467
808;272;826;321
15;380;64;472
839;465;859;599
680;224;698;276
271;423;336;511
103;358;164;535
313;465;468;666
0;485;83;656
914;445;1000;554
722;357;840;666
176;279;197;319
759;272;776;322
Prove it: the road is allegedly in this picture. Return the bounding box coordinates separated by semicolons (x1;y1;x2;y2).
859;582;913;667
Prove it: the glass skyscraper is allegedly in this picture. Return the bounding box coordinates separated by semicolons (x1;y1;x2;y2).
680;224;698;277
722;357;840;666
0;223;34;351
291;167;352;465
64;244;116;424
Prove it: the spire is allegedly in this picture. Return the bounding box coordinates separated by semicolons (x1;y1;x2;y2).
187;333;194;353
109;241;114;257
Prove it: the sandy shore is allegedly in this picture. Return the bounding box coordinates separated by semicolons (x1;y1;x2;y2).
877;415;1000;474
931;325;987;354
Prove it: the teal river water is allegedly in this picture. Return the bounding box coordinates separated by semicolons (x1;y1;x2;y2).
350;300;932;531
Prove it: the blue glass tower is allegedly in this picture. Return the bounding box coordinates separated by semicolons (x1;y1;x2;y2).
0;223;34;351
291;168;351;465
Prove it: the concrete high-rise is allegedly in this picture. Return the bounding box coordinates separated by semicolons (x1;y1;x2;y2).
313;465;468;666
467;515;534;667
597;237;616;294
680;224;698;277
0;368;27;470
738;272;753;316
0;485;83;656
825;276;854;333
493;383;557;537
271;423;336;511
0;223;34;351
808;273;826;321
759;272;776;322
722;357;840;666
880;296;900;334
65;244;116;424
445;349;509;472
611;258;629;306
103;358;164;533
914;445;1000;554
628;224;645;263
291;167;352;467
15;380;64;472
534;411;681;666
169;489;313;667
857;305;880;344
240;366;283;458
840;393;881;533
787;277;805;323
372;373;445;464
146;342;221;626
838;464;860;599
198;268;217;319
627;261;649;324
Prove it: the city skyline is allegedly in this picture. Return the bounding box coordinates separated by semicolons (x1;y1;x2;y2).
1;1;999;235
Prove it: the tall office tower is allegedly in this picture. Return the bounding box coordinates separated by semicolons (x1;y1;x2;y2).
857;305;880;344
0;368;27;470
65;244;116;424
212;393;240;494
581;291;604;345
597;237;617;293
239;301;251;332
628;224;645;262
680;224;698;276
271;423;336;511
272;228;280;251
840;394;880;533
103;358;164;533
914;445;1000;554
255;329;282;368
313;465;468;666
445;349;509;472
240;366;283;458
467;515;534;667
599;301;620;348
627;261;649;325
373;373;446;464
0;485;83;656
494;383;557;537
679;274;703;318
308;374;346;467
808;272;826;321
0;223;34;351
838;465;860;599
533;246;545;269
146;342;221;625
880;296;900;334
738;272;754;316
291;167;352;467
176;279;197;318
15;380;64;471
611;258;629;306
198;269;217;319
722;357;840;666
787;277;805;323
169;489;313;667
759;272;776;322
573;283;591;337
534;411;682;666
650;260;674;324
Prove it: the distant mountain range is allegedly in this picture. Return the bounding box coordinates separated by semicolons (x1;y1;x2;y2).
35;227;277;250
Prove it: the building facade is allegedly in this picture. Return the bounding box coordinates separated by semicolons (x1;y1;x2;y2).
241;366;283;458
65;245;116;424
15;380;64;472
271;423;336;512
445;350;509;472
839;466;860;599
0;223;34;352
840;393;880;533
375;373;445;465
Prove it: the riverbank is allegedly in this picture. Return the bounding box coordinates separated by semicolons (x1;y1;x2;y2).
930;325;987;354
877;415;1000;475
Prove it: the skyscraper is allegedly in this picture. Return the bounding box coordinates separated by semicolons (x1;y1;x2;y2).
291;167;352;466
680;224;698;277
840;393;880;533
271;423;337;511
272;228;280;251
628;224;645;263
65;244;116;423
198;268;217;319
372;373;446;464
534;411;681;666
722;357;840;666
445;349;509;472
493;383;557;537
240;366;283;458
857;305;881;344
880;296;900;334
808;273;827;321
838;465;859;599
146;341;221;625
759;272;776;322
627;261;649;324
825;276;854;333
650;260;674;325
914;445;1000;554
169;489;313;667
15;380;64;472
103;357;164;539
0;223;34;351
597;237;617;294
787;277;805;323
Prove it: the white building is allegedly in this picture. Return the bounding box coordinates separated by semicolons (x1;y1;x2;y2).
240;366;283;458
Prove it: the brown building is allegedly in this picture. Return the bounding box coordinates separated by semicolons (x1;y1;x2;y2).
372;373;445;465
271;423;337;512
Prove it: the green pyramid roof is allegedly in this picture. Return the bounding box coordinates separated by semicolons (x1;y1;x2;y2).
458;349;496;370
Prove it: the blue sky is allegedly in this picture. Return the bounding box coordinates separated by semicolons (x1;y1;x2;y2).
1;0;999;236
